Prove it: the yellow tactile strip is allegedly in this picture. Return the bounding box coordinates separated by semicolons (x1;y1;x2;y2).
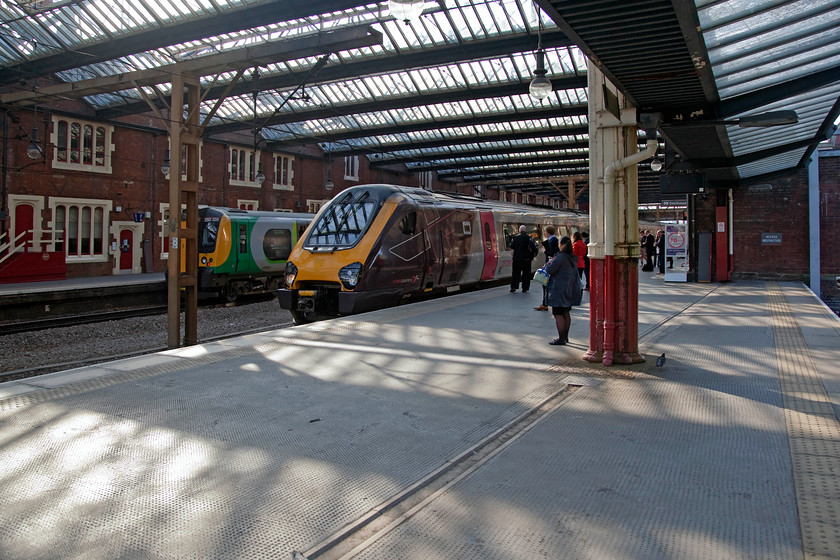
768;283;840;560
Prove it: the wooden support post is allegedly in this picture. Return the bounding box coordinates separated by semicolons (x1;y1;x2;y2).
166;72;201;349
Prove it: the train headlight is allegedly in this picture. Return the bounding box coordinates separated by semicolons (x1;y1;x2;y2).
338;262;363;290
200;256;208;265
284;262;298;288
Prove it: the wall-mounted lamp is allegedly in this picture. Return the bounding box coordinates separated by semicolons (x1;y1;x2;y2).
161;149;171;175
388;0;425;22
26;106;44;159
650;159;663;172
255;163;265;185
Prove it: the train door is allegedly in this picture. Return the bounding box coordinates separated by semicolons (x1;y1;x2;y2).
236;223;248;271
479;211;497;280
119;229;133;271
420;213;443;291
14;204;34;252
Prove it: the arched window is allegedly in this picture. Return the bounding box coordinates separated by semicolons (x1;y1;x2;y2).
50;199;110;261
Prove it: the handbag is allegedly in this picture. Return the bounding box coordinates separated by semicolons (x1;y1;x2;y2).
533;267;549;286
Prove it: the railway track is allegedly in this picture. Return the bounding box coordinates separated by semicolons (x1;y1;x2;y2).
0;318;295;383
0;293;276;336
0;306;169;335
0;295;291;383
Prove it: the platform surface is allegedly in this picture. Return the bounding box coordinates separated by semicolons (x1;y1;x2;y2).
1;273;839;560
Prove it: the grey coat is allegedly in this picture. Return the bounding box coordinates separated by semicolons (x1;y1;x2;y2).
544;252;582;308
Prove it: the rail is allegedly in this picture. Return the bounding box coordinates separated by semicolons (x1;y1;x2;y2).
0;230;27;265
0;228;63;266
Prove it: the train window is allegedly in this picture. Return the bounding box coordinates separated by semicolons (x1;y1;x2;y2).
483;222;491;251
239;224;247;253
263;228;292;261
502;223;518;249
306;190;378;248
524;225;540;240
399;212;416;235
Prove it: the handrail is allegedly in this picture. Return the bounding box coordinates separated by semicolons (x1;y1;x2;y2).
0;230;29;265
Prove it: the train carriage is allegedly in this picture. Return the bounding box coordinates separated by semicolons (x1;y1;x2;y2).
278;184;588;324
189;207;314;301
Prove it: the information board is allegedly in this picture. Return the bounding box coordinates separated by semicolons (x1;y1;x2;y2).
664;223;688;282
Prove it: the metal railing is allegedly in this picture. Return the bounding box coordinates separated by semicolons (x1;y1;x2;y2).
0;229;62;266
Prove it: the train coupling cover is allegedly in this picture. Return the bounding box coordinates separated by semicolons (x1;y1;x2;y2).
276;288;317;312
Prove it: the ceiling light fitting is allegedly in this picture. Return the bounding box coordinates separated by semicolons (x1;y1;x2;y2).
529;48;552;100
388;0;425;23
529;8;551;101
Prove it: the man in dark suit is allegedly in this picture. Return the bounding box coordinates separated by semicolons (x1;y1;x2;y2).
510;225;535;292
643;230;655;271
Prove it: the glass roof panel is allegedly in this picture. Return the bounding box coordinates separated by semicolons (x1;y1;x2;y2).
698;0;840;100
737;149;807;179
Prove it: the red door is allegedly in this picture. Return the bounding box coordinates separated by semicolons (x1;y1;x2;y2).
14;204;35;252
479;211;497;280
119;229;133;271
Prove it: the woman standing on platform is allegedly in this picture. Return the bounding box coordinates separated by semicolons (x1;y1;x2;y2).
545;236;583;346
572;231;587;282
534;225;560;311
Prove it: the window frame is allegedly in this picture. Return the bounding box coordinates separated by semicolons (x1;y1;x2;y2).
51;117;114;174
48;197;112;262
229;146;262;187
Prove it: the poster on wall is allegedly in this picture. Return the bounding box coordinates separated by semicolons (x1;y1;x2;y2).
664;223;688;282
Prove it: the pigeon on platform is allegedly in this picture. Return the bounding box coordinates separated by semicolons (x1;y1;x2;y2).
655;353;666;367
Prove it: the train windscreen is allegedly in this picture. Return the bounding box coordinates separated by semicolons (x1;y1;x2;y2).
304;189;379;250
198;208;222;252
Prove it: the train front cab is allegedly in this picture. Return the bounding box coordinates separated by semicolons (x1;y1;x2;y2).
279;186;406;323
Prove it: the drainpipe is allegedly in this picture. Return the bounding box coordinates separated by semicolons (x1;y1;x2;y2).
602;137;658;366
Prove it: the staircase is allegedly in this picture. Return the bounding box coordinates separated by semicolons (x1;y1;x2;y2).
0;230;66;283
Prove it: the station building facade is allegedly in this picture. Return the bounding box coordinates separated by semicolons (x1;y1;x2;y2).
1;104;838;316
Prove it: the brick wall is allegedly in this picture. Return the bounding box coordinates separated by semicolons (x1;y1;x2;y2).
731;169;811;278
2;109;465;279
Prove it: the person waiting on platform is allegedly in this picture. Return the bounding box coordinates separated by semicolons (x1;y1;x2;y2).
572;231;587;283
545;236;583;345
510;225;536;293
534;225;560;311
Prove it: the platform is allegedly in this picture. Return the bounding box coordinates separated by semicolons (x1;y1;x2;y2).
1;273;838;559
0;273;167;324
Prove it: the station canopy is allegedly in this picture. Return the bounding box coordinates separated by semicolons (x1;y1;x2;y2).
0;0;837;205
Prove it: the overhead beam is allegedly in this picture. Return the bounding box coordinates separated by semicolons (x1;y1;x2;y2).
416;152;588;173
219;76;588;138
0;0;365;86
98;31;573;121
325;125;588;158
0;26;383;107
369;139;590;166
269;104;588;147
459;169;591;182
437;160;588;178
